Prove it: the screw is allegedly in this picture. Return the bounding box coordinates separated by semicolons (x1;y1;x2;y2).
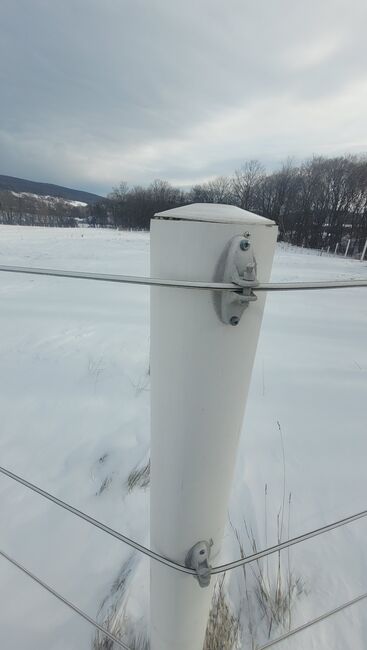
230;316;240;326
240;239;250;251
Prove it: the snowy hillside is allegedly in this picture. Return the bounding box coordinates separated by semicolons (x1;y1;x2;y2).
10;191;88;207
0;175;103;204
0;226;366;650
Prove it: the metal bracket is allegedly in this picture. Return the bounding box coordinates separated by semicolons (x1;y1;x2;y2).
220;234;258;325
185;540;212;588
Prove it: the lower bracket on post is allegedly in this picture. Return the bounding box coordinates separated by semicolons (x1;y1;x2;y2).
185;540;212;588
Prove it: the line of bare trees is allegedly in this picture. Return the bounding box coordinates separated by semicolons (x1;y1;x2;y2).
1;155;365;254
91;179;186;230
96;154;366;254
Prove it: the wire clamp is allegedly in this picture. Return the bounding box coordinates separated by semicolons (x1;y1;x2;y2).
185;540;212;588
220;234;258;325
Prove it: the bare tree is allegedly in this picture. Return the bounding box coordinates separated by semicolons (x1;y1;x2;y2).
231;160;264;211
189;176;231;204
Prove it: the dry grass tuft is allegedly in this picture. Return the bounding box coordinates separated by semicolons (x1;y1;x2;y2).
127;460;150;492
204;575;240;650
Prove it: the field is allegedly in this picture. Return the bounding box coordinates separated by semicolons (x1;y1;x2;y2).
0;225;366;650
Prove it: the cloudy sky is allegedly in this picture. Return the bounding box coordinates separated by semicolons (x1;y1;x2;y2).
1;0;366;195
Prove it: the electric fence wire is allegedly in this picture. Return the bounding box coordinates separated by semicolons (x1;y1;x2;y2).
0;547;132;650
1;465;367;577
256;590;367;649
211;504;367;573
0;264;367;291
0;464;194;576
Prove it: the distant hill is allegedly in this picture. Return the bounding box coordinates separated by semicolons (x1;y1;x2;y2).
0;175;104;204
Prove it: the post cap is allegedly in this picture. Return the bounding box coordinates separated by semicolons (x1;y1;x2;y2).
154;203;275;226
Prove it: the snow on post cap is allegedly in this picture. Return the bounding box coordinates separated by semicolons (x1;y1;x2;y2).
154;203;275;226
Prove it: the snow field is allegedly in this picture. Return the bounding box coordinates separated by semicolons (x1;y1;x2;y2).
0;226;366;649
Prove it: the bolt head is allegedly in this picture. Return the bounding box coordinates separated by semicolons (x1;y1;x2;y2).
230;316;240;326
240;239;250;251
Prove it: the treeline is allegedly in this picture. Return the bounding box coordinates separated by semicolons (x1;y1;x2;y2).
1;155;366;254
95;154;367;254
91;179;186;230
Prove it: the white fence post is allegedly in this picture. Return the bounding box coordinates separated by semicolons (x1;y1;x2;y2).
361;238;367;262
335;242;339;255
344;239;351;257
150;203;277;650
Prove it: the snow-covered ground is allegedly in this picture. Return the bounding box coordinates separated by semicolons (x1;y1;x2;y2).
0;225;366;650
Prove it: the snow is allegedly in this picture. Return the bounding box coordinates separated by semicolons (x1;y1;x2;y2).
66;200;89;207
155;202;274;224
0;225;366;650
